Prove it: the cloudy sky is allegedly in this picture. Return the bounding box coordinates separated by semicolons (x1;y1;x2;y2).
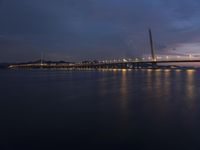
0;0;200;62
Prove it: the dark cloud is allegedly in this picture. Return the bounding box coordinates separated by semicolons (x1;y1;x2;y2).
0;0;200;62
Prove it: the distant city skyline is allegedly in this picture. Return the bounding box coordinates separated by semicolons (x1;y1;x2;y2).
1;0;200;62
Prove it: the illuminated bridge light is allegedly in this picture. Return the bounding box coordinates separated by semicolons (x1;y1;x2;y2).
189;54;192;59
123;59;127;62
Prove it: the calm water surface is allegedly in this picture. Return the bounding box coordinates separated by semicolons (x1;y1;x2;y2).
1;69;200;150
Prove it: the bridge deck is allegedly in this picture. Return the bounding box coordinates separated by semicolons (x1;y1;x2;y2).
8;59;200;69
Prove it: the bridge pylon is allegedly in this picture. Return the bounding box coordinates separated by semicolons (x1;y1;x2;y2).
148;29;157;63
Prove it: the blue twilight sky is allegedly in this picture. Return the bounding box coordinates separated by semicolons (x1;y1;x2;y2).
0;0;200;62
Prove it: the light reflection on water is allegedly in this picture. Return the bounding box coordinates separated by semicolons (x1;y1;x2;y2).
96;69;199;131
109;69;199;137
186;69;195;100
1;69;200;149
118;69;130;132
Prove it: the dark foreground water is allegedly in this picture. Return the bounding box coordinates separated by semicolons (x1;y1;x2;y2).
1;69;200;150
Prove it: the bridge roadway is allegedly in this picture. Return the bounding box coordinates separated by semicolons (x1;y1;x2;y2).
9;59;200;69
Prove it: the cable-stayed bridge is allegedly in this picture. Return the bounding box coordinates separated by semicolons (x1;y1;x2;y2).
9;54;200;69
9;29;200;69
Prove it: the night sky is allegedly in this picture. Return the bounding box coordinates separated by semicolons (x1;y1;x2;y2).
0;0;200;62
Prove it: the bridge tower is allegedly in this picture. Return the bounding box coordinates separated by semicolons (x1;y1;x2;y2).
148;29;157;62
